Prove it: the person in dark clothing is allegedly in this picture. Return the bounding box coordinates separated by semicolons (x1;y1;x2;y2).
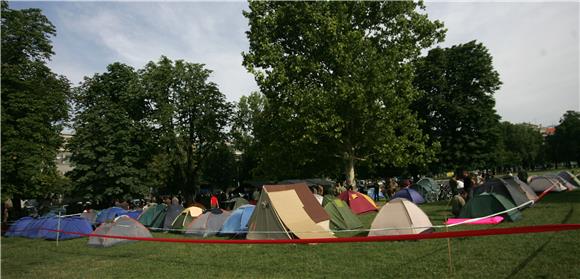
462;170;473;200
372;181;380;201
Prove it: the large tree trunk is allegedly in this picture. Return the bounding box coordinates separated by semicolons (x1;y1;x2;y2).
345;155;355;188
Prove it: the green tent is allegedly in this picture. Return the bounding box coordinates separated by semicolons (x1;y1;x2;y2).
323;199;363;231
459;192;522;222
411;177;439;202
472;178;532;208
138;203;167;228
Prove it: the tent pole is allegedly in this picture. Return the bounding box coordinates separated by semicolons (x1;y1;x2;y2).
56;210;62;246
445;216;454;275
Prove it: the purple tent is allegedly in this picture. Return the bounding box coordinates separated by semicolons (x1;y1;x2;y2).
392;188;425;204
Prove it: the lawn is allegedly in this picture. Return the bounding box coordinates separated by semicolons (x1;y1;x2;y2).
2;191;579;279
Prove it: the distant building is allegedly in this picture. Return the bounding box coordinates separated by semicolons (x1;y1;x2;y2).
542;126;556;137
55;133;74;175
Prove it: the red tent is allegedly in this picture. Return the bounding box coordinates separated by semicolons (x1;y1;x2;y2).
338;191;378;215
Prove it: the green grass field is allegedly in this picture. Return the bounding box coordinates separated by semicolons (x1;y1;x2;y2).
2;191;579;279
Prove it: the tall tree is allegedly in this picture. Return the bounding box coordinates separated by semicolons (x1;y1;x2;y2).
141;57;232;199
546;111;580;168
1;2;70;206
230;92;267;181
68;63;155;204
413;41;502;172
496;122;543;170
243;1;445;182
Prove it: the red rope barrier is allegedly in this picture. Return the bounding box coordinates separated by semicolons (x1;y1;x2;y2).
43;224;580;244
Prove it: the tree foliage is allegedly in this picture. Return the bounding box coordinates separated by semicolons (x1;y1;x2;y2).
141;57;232;197
496;122;544;169
67;63;155;202
230;92;267;181
1;1;71;200
413;41;502;171
243;1;445;181
546;111;580;167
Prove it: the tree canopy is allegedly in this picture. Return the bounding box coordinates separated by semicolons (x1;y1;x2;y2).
413;40;502;172
243;1;445;182
1;1;70;201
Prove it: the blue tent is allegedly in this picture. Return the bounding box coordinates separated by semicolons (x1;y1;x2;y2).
7;216;92;240
220;205;255;235
392;188;425;204
125;210;142;220
95;207;128;224
37;216;93;240
5;216;35;237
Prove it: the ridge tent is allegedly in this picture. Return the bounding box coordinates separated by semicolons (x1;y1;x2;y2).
88;215;152;247
323;199;363;231
171;206;204;230
472;178;532;207
247;183;335;240
338;190;378;214
220;205;255;235
558;171;580;187
392;188;425;204
163;203;183;230
528;176;568;193
459;192;522;222
138;203;167;228
95;207;127;224
369;198;433;236
501;176;538;202
184;208;231;237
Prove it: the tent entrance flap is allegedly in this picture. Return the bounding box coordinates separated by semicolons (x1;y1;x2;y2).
268;190;335;239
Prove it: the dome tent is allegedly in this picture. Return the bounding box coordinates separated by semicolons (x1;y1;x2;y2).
369;198;433;236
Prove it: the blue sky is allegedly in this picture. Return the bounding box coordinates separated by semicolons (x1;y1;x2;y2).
10;1;579;126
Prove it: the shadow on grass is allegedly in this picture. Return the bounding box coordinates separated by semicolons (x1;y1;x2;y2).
505;205;574;279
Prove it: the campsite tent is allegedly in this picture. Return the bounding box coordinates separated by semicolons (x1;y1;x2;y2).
459;192;522;222
95;207;127;224
171;206;204;230
80;210;98;224
558;171;580;187
392;188;425;204
163;202;183;230
411;177;439;201
247;183;335;240
231;197;249;210
323;199;363;231
220;205;255;235
528;176;568;193
138;203;167;228
472;178;534;207
5;216;35;237
7;216;92;240
545;174;578;191
501;176;538;202
338;190;378;214
184;208;231;237
369;198;433;236
88;215;152;247
38;216;93;240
